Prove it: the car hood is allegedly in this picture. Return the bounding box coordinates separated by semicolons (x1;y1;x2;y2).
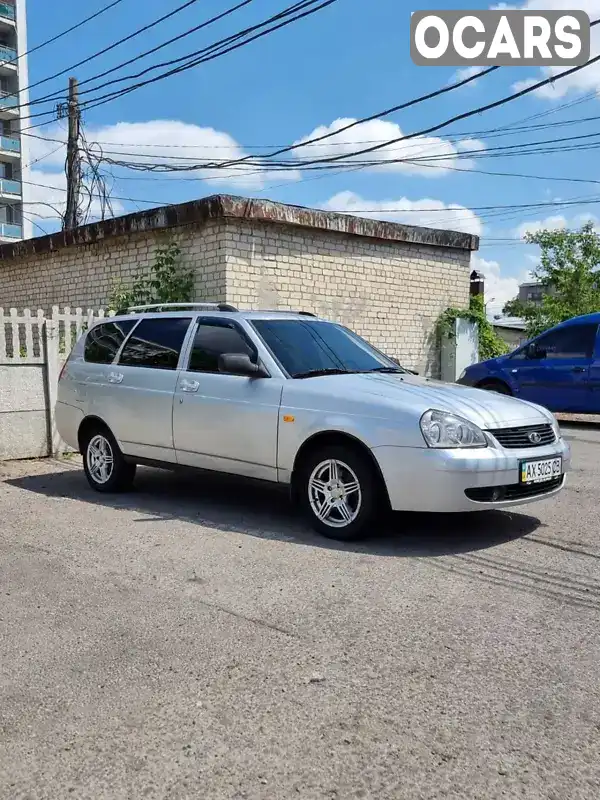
296;372;551;428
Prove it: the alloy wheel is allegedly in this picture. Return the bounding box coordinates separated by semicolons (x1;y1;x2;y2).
308;458;362;528
86;434;114;485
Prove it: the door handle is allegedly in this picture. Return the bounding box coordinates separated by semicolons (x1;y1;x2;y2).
511;369;518;374
107;371;124;384
180;378;199;393
572;366;586;373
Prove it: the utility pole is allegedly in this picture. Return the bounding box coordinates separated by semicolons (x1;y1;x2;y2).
64;77;81;231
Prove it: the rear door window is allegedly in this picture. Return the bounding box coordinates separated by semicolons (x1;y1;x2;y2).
118;317;191;370
84;320;136;364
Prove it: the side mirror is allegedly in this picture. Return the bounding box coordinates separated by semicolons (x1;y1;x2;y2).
526;344;546;360
218;353;268;377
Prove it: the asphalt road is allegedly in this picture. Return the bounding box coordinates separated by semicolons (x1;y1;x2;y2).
1;425;599;800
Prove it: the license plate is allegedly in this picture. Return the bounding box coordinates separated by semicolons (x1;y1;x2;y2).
520;457;563;484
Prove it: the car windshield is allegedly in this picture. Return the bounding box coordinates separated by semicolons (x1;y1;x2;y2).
251;318;405;378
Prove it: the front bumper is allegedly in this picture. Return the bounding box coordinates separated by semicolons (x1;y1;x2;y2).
373;437;571;513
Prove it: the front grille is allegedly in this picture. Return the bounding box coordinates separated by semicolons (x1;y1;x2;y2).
487;423;556;449
465;476;564;503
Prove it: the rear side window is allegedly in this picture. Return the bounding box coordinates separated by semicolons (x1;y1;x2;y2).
537;323;598;359
118;318;191;370
84;320;136;364
187;320;254;373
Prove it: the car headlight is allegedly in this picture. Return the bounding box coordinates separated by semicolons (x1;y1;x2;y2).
549;412;561;439
458;368;467;381
420;409;487;449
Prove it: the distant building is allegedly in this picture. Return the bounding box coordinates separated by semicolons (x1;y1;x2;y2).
0;0;30;242
518;281;549;306
492;317;527;350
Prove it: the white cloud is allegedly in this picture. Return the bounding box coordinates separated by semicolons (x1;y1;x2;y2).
456;138;487;153
28;120;301;191
514;212;598;238
323;191;483;236
292;119;486;177
507;1;600;99
512;77;566;100
515;214;568;238
450;66;483;86
473;254;532;318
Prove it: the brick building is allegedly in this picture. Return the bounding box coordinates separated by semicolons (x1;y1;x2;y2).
0;194;478;375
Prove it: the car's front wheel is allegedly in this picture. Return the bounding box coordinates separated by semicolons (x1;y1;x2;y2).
82;425;136;493
478;379;512;395
297;444;382;541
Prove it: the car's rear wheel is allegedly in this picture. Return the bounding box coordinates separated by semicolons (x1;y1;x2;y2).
297;444;382;541
478;380;512;396
82;425;136;493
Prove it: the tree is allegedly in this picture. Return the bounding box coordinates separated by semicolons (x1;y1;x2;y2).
502;297;527;318
505;222;600;337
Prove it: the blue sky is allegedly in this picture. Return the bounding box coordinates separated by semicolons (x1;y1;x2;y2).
23;0;600;315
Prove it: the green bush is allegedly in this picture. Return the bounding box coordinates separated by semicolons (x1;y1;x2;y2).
437;294;509;363
108;242;194;313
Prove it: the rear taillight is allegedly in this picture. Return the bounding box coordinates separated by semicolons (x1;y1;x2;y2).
59;349;74;381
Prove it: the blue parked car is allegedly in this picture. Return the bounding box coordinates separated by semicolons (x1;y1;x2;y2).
458;312;600;413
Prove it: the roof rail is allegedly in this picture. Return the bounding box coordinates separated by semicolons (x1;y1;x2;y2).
126;302;238;313
255;309;317;317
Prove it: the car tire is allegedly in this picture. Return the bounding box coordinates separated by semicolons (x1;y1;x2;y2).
479;380;511;396
82;425;136;493
297;444;383;541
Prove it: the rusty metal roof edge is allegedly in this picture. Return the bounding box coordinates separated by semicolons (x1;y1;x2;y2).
0;194;478;261
218;196;479;251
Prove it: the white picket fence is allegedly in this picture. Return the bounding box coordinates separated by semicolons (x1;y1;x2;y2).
0;306;112;460
0;306;113;363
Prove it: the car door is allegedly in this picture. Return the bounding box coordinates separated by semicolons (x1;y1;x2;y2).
73;318;139;419
587;325;600;412
173;317;283;481
507;323;597;412
107;316;193;461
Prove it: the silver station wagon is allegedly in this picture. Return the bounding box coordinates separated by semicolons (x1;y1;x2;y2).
56;303;570;541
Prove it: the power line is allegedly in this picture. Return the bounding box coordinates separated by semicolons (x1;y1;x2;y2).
21;178;167;207
325;198;600;215
3;0;127;68
20;180;600;217
15;0;333;127
399;160;600;187
25;0;256;110
51;8;489;113
23;110;600;152
17;16;600;140
92;128;600;173
202;27;600;171
20;0;204;97
286;61;600;168
74;0;343;115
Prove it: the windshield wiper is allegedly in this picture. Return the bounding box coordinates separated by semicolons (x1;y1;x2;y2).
364;366;406;374
292;368;354;379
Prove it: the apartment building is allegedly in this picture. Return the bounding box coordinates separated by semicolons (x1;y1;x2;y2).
0;0;29;243
518;280;549;306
